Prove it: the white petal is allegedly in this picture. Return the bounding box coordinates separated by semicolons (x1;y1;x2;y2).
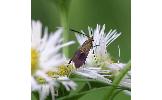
74;68;112;84
31;76;39;91
39;85;50;100
46;29;63;48
31;20;42;48
58;77;77;91
108;63;126;70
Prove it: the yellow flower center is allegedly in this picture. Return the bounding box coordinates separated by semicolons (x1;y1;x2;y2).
58;64;74;76
46;71;59;78
31;48;39;74
46;65;74;79
35;76;47;84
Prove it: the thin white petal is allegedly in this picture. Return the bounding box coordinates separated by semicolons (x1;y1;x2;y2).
74;68;112;84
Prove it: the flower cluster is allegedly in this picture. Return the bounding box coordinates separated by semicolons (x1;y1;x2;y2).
31;21;131;100
74;24;131;94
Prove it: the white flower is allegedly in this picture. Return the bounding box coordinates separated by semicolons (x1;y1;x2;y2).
31;20;77;100
74;24;121;78
31;20;75;72
75;24;121;67
73;25;130;94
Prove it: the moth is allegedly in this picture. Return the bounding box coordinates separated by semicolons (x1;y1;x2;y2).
68;29;98;68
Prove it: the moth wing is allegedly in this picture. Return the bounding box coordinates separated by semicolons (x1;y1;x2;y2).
72;50;88;68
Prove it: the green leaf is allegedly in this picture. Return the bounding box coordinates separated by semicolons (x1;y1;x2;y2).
31;92;38;100
78;87;112;100
58;86;112;100
113;91;131;100
69;81;87;95
69;76;92;95
56;83;71;98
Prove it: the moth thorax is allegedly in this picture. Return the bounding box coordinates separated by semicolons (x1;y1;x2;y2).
80;41;93;53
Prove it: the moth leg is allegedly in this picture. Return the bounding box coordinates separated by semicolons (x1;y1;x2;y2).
68;59;72;64
67;59;72;67
93;44;100;64
93;45;100;48
93;44;100;60
92;48;97;65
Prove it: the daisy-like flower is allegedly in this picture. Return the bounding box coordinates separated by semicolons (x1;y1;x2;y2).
75;24;121;68
74;25;121;82
74;25;131;94
31;20;77;100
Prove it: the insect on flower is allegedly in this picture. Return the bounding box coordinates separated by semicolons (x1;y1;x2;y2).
68;29;99;68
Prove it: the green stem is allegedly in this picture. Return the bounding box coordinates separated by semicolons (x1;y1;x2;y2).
54;0;71;57
106;60;131;100
60;7;69;57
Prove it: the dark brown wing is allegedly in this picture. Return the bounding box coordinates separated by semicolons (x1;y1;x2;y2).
72;50;88;68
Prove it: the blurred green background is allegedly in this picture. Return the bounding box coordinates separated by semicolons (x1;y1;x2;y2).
32;0;130;99
32;0;131;63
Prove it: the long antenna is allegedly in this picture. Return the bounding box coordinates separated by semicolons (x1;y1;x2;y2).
69;28;90;38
